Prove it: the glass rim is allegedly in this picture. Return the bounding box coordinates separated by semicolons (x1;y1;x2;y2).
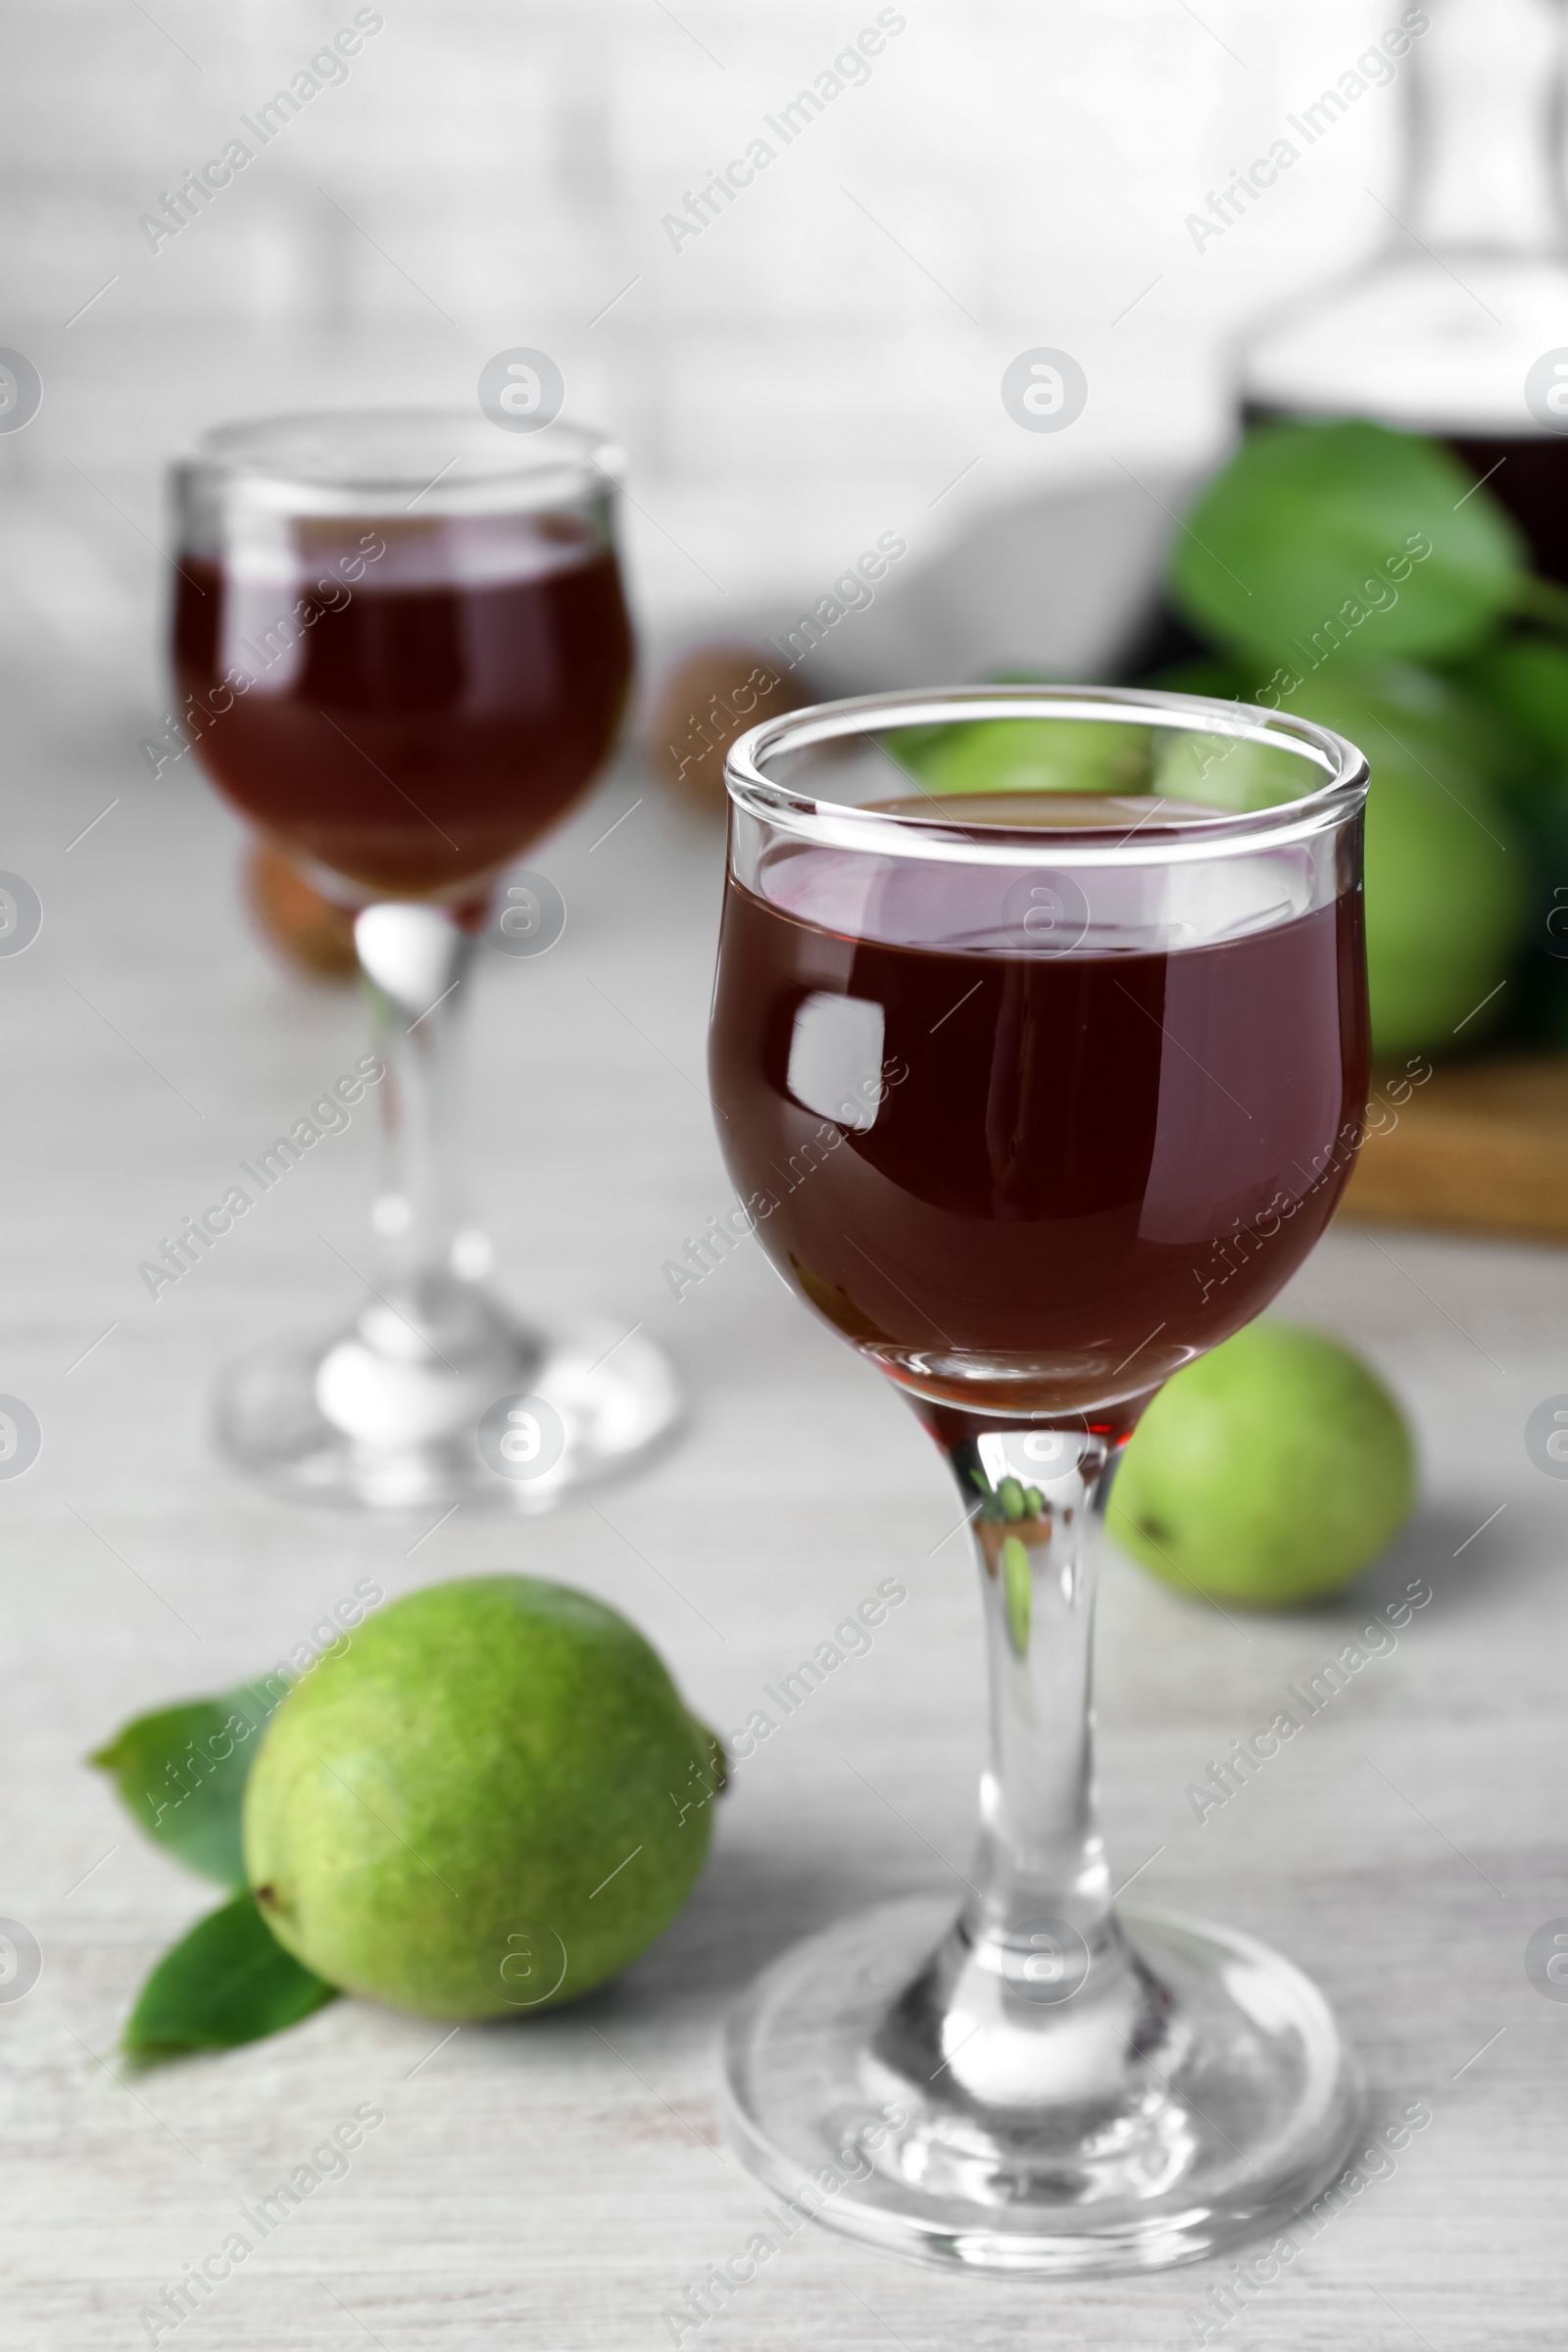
173;407;622;518
723;683;1370;866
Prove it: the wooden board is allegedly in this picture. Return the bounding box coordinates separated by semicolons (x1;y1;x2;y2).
1342;1054;1568;1240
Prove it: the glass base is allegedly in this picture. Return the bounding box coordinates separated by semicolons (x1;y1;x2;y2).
721;1894;1360;2278
213;1291;681;1511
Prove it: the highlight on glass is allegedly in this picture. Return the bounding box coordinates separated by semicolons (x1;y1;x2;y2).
171;409;679;1510
707;682;1370;2274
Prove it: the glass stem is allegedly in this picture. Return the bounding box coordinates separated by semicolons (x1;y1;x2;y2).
964;1428;1114;1944
927;1404;1140;1947
354;902;484;1331
876;1398;1157;2108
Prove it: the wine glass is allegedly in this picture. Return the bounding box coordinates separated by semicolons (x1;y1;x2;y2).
171;410;679;1509
708;683;1370;2274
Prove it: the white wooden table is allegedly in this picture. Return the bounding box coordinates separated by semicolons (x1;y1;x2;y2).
3;656;1566;2351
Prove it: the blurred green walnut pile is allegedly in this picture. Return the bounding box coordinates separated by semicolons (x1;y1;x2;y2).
91;1576;722;2059
901;418;1568;1062
1164;418;1560;1061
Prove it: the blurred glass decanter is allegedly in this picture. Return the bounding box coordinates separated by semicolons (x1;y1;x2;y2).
1244;0;1568;579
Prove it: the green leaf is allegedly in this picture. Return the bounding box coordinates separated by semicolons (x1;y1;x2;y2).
90;1680;288;1886
124;1891;337;2063
967;1465;1004;1522
1169;419;1526;669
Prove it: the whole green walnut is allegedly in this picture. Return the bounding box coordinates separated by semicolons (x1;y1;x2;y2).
1109;1323;1416;1609
244;1575;720;2020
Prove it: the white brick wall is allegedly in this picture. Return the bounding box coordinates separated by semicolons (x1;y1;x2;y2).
1;0;1427;692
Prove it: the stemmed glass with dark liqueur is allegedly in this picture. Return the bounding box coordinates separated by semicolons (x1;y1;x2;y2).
708;685;1370;2276
172;411;678;1508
